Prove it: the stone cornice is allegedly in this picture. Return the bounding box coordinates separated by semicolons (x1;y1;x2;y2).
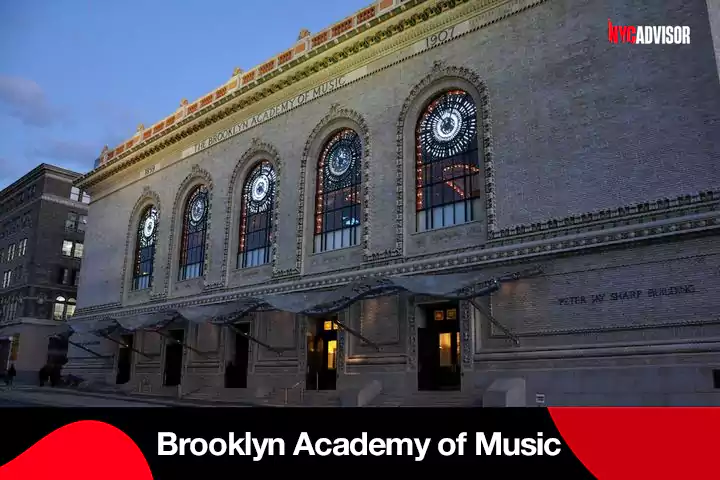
40;194;90;211
75;0;510;192
73;204;720;321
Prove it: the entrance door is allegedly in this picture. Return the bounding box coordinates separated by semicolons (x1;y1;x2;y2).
0;340;9;374
47;336;69;367
418;304;461;391
163;330;184;387
306;318;338;390
115;334;134;385
226;324;250;388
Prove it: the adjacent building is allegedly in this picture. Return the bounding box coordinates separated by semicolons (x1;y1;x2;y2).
0;164;88;382
66;0;720;406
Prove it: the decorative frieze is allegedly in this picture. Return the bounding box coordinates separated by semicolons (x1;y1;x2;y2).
77;0;548;191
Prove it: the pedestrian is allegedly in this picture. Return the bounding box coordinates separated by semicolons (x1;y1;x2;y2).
7;364;16;387
39;365;49;386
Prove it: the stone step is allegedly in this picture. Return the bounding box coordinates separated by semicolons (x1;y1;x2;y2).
370;391;481;407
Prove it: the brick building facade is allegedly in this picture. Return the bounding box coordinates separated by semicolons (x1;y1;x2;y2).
0;164;88;382
66;0;720;405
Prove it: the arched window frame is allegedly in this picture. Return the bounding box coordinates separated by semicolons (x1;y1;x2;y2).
132;205;159;290
53;296;76;321
178;185;209;281
238;160;276;268
313;128;363;253
415;89;481;232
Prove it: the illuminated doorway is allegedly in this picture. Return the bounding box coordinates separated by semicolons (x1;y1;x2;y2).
418;303;461;391
306;318;338;390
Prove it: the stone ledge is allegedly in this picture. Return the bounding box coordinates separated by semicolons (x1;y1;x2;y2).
475;338;720;362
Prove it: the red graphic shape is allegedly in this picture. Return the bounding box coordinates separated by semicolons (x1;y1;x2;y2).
549;407;720;480
0;420;153;480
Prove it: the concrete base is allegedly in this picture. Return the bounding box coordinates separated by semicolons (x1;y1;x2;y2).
482;378;527;407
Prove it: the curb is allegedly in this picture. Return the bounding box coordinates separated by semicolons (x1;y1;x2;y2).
0;386;258;407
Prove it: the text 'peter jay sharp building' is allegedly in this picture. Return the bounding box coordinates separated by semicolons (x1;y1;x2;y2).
66;0;720;406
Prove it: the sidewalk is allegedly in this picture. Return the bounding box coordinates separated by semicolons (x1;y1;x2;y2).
0;385;257;408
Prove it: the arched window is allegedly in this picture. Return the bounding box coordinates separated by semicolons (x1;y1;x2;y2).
415;89;481;232
179;185;209;281
132;205;158;290
53;296;75;321
314;128;362;253
238;161;276;268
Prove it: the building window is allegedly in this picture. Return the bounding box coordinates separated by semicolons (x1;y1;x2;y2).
21;213;32;229
313;128;362;253
132;205;158;290
238;161;276;268
2;297;19;321
415;89;481;232
73;269;80;287
65;213;87;232
13;266;22;285
1;270;11;288
53;296;76;321
65;213;77;231
7;244;15;261
59;268;70;285
61;240;83;258
70;187;91;204
62;240;73;256
0;249;3;263
18;238;27;256
178;185;209;281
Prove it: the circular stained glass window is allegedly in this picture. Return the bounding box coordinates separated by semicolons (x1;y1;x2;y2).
190;195;206;223
322;129;362;182
417;90;478;161
143;216;155;238
244;161;276;214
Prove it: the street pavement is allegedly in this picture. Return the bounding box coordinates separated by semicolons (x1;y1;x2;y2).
0;387;168;407
0;396;42;407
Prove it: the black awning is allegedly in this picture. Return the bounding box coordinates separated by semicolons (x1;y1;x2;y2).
69;266;542;334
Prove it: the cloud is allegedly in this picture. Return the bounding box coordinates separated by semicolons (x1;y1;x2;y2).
0;75;63;127
29;138;97;172
0;138;98;190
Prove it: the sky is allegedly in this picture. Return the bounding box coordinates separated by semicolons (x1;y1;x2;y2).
0;0;371;190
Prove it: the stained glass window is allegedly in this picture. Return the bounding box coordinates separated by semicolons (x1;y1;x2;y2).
314;128;362;253
415;89;481;232
132;205;158;290
238;161;276;268
179;185;209;281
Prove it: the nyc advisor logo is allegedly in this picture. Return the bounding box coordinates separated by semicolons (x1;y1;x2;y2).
608;19;691;44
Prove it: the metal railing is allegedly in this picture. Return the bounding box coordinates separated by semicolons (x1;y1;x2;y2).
283;380;305;405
